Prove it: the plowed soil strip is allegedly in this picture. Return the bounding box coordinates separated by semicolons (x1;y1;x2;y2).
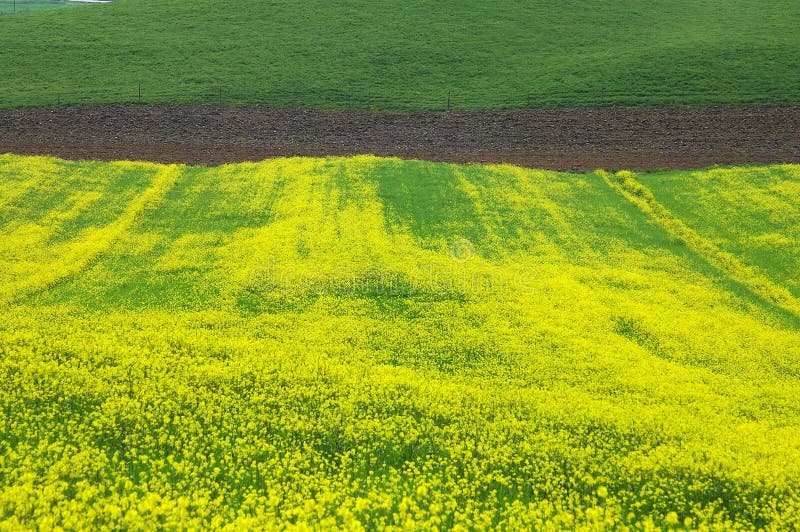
2;104;799;171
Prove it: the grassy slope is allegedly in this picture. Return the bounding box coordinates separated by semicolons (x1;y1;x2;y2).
0;0;799;110
1;154;800;528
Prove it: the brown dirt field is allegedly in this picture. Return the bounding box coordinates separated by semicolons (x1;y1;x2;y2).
1;104;799;171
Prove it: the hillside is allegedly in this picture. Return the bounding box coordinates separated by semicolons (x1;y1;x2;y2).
1;154;800;528
1;0;799;110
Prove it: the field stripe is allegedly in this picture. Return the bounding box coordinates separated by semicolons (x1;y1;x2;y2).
0;155;65;219
0;164;182;307
601;169;800;320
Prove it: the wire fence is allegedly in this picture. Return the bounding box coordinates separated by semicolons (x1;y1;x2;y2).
1;83;797;112
0;0;73;16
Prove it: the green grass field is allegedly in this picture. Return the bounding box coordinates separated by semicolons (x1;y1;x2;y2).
1;154;800;528
0;0;798;110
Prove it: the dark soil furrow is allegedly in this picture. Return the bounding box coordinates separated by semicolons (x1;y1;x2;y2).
1;104;798;171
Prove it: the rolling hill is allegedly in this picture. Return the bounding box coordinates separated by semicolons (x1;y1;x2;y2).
1;0;799;110
1;154;800;528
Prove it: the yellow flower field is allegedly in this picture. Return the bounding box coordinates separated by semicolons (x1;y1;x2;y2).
1;154;799;529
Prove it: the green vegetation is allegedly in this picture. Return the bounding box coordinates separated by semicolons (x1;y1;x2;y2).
0;0;798;110
2;154;800;528
640;166;800;300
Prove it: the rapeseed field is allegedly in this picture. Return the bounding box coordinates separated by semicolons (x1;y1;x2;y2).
1;154;799;529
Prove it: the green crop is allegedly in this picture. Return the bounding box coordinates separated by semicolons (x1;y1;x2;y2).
0;0;798;110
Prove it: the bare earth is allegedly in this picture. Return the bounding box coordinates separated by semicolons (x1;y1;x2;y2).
1;104;798;171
